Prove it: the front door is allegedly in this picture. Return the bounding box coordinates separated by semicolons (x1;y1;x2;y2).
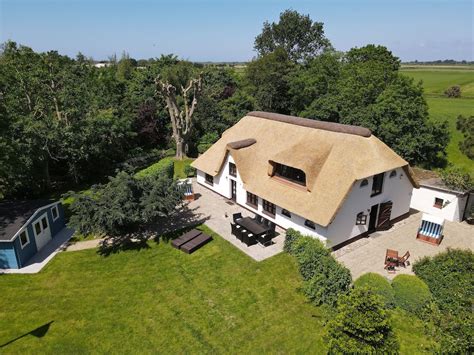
230;179;237;201
377;201;393;230
368;204;379;233
33;213;52;251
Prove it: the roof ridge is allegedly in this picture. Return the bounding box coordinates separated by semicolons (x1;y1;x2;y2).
247;111;372;138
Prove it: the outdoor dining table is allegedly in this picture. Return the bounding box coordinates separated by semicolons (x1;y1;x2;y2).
236;217;269;236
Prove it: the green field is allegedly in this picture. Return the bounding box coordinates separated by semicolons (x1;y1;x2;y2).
401;67;474;172
0;226;434;353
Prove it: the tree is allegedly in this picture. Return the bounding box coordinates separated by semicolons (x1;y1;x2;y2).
254;9;332;62
326;287;399;354
155;62;203;159
456;115;474;159
444;85;461;98
246;48;294;114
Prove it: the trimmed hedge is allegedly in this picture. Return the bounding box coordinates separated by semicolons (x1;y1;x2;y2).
354;273;395;308
135;157;174;180
392;275;432;318
284;228;352;306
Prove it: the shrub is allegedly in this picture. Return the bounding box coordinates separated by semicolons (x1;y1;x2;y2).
184;164;195;177
303;260;352;306
413;249;473;314
134;157;174;179
197;131;219;154
326;287;399;353
444;85;461;98
440;167;473;192
413;249;474;353
283;228;302;254
392;275;432;318
284;229;351;306
354;273;395;308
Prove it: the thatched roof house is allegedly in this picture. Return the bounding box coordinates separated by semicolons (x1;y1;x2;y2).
192;111;417;228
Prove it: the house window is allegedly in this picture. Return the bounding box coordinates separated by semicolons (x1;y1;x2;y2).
389;170;397;178
434;198;444;209
262;199;276;216
52;205;59;221
34;222;42;235
281;209;291;218
41;217;48;229
305;220;316;230
356;212;367;225
246;192;258;207
274;163;306;186
229;162;237;177
360;179;368;187
371;173;384;197
19;230;29;248
205;173;213;185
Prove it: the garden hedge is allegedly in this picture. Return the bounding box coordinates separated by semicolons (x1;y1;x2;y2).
354;273;395;308
135;157;174;180
391;274;432;318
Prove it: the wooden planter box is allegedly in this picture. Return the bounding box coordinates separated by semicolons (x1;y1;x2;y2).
416;233;443;245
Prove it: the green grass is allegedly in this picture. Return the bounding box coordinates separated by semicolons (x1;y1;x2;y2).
173;158;194;179
401;68;474;172
0;226;434;353
401;68;474;98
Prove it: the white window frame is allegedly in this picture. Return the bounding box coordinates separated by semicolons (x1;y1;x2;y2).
19;229;30;249
51;205;59;221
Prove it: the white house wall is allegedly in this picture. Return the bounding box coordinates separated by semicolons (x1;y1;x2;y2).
197;155;413;247
410;186;467;222
327;167;413;247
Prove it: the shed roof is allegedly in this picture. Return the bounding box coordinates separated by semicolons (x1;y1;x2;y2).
0;200;54;241
412;167;469;195
192;111;418;227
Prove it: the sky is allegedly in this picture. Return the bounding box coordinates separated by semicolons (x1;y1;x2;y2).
0;0;472;62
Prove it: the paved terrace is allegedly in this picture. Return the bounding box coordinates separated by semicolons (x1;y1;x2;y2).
187;181;286;261
334;212;474;280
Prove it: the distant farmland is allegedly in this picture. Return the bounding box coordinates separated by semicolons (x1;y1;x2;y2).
401;66;474;172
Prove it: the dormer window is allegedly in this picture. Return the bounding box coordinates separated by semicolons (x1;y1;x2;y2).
360;179;368;187
389;170;397;178
274;163;306;186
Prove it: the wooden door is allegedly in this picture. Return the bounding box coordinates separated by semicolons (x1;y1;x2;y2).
377;201;393;230
368;204;379;233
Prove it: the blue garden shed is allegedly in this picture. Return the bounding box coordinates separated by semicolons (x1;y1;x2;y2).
0;200;66;269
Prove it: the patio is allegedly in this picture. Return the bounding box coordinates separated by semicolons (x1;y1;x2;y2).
187;181;285;261
333;211;474;280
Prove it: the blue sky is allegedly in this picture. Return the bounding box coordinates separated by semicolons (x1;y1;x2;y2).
0;0;472;61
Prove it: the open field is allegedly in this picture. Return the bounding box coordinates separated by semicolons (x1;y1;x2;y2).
401;67;474;172
0;226;434;353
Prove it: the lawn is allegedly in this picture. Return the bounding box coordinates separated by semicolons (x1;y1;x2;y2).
0;226;435;353
401;67;474;172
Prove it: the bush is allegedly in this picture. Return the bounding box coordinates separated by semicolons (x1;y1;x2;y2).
197;131;219;154
326;287;399;353
444;85;461;98
354;273;395;308
413;249;474;353
283;228;302;254
303;260;352;306
392;275;432;318
284;229;351;306
134;157;174;179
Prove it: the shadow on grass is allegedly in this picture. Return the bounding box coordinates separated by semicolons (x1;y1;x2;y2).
0;321;54;348
97;204;210;256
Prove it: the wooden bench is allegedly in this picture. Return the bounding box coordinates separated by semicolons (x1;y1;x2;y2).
180;233;212;254
171;229;202;249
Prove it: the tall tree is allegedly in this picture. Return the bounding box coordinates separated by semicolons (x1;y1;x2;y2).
155;62;203;159
456;115;474;160
254;9;332;62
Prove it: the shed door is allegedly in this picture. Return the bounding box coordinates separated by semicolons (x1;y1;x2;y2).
33;213;52;251
377;201;393;230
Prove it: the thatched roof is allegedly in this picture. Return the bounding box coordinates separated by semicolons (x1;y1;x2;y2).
192;112;418;227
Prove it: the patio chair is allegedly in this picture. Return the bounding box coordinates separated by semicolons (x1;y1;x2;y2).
398;251;410;267
233;212;243;222
257;233;273;247
231;223;238;237
245;233;256;246
255;215;263;224
263;218;270;227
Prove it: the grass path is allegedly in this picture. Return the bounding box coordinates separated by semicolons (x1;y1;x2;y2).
0;225;434;353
